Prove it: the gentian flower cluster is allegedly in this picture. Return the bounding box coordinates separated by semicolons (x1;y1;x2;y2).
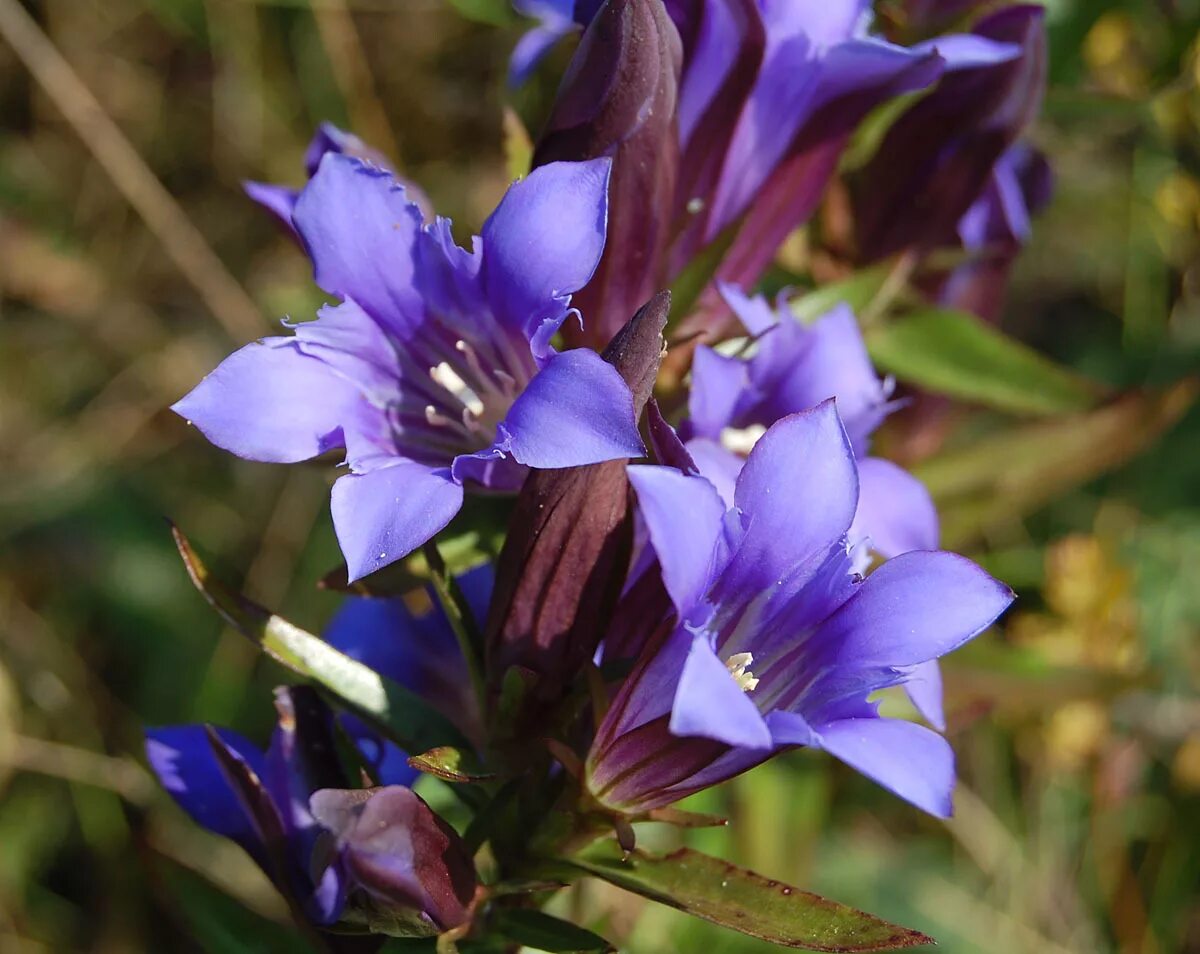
150;1;1048;949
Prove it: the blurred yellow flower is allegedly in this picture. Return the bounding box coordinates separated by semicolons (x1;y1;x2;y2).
1083;12;1150;97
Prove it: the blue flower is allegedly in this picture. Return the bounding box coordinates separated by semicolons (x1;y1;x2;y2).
242;122;404;235
146;688;350;924
519;0;1020;343
324;564;492;776
669;0;1022;338
682;286;946;724
586;403;1013;816
174;155;645;581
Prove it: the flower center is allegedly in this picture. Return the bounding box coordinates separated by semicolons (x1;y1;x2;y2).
423;338;524;446
725;652;760;693
720;424;767;457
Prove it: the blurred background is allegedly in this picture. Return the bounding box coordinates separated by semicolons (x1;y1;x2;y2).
0;0;1198;951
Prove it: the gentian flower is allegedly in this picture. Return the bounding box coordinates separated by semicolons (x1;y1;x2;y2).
310;786;477;938
174;154;646;581
146;687;351;924
243;122;397;234
680;284;946;726
851;4;1046;264
671;0;1025;338
586;403;1013;816
683;284;938;563
939;142;1052;321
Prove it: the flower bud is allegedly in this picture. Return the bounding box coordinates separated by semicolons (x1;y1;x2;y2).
852;4;1047;262
533;0;681;350
310;786;477;937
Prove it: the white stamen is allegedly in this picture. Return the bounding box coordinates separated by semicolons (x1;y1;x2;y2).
430;361;485;418
454;339;492;394
720;424;767;457
686;197;705;215
725;652;759;693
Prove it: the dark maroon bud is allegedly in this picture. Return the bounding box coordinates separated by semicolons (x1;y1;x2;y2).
310;786;477;936
485;293;671;716
533;0;681;350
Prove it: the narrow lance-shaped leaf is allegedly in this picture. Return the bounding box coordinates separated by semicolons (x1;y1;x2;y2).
916;379;1198;548
423;541;487;710
866;307;1103;416
533;0;681;350
789;265;893;326
484;292;670;721
567;842;934;952
172;527;470;756
202;726;294;897
492;909;615;953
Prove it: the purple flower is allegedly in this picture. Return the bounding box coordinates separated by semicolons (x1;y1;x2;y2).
686;284;937;554
243;122;399;235
510;0;581;85
146;687;350;924
586;403;1013;816
678;285;947;726
175;155;646;581
936;142;1052;321
851;4;1046;264
530;0;1019;343
310;786;477;937
671;1;1023;338
686;286;945;729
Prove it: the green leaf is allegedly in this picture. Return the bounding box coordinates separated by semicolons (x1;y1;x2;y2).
492;909;614;953
407;746;495;784
867;307;1103;415
567;842;933;952
789;265;892;325
171;527;470;756
423;543;487;697
916;380;1199;548
667;223;737;322
445;0;515;25
503;106;533;181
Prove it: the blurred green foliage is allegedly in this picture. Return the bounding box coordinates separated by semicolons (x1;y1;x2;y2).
0;0;1197;951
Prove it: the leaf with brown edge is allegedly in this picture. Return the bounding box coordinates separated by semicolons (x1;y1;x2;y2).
567;842;935;952
172;526;470;757
407;747;495;784
640;806;729;829
917;380;1198;549
202;726;293;892
484;293;670;721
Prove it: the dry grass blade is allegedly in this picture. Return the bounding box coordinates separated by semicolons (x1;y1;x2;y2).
0;0;262;343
